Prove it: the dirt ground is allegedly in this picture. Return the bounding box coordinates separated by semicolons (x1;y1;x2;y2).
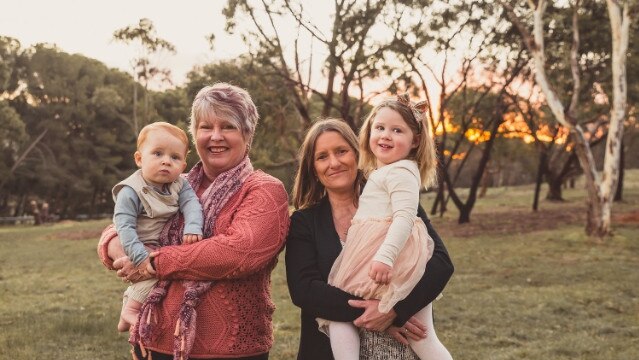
432;202;638;238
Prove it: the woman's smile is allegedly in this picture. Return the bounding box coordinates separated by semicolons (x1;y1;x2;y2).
207;146;229;154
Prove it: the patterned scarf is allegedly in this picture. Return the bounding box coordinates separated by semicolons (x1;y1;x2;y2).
130;156;254;360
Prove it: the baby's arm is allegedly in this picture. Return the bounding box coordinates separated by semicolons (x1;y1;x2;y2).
178;180;204;244
370;163;421;283
113;186;151;267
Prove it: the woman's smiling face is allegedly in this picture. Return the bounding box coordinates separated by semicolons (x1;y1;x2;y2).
313;131;358;194
195;113;248;180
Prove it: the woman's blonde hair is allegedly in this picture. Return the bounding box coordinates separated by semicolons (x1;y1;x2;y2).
292;119;364;210
358;98;438;188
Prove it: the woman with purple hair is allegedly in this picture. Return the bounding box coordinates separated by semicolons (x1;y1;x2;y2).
98;83;290;360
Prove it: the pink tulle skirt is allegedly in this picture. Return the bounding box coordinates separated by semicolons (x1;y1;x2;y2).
329;217;434;313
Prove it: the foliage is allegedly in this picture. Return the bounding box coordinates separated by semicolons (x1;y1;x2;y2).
0;36;27;95
0;100;27;179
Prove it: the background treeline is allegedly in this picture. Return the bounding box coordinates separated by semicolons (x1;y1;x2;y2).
1;0;638;229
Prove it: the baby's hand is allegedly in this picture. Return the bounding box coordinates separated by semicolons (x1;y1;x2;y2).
369;261;392;284
183;234;202;244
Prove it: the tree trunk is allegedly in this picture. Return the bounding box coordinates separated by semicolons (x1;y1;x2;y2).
430;186;443;216
431;142;447;216
533;151;547;211
598;0;629;236
478;167;490;199
14;194;26;216
144;86;149;129
458;205;471;224
546;177;564;201
133;82;139;134
586;193;606;238
456;104;503;224
438;183;448;217
614;139;624;202
0;129;48;192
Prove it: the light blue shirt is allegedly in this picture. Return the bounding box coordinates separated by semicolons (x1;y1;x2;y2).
113;180;203;267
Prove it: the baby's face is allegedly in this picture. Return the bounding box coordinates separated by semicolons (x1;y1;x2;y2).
135;129;188;188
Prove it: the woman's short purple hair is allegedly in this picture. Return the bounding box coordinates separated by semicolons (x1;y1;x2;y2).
189;83;259;146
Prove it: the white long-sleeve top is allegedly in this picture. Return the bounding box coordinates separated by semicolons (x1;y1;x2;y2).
354;159;422;267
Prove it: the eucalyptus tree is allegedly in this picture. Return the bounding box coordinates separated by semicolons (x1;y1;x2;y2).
498;0;632;237
113;18;176;134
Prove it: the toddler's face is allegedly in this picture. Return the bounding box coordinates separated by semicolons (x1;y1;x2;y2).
369;107;418;168
135;129;188;188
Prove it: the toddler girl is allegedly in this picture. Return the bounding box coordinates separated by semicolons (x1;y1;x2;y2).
321;95;452;360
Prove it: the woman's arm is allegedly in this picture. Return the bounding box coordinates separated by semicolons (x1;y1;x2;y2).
285;210;364;322
154;177;289;281
391;205;454;327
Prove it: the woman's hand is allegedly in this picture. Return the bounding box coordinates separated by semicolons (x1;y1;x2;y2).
113;256;154;283
386;315;427;345
349;299;395;332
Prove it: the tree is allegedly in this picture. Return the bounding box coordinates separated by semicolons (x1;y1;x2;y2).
113;18;177;134
12;44;136;217
499;0;632;237
390;0;528;223
223;0;430;131
0;101;29;193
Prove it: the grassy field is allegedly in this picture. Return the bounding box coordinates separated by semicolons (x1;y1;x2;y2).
1;170;638;359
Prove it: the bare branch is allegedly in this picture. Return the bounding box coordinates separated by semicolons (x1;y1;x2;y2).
568;0;581;117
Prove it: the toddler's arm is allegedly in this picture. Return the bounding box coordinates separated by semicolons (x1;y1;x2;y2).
113;186;150;267
371;163;420;272
178;180;204;244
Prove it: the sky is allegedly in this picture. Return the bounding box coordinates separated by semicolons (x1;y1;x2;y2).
0;0;450;102
0;0;256;86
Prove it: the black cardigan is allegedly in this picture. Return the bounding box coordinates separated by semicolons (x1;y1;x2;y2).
285;197;454;360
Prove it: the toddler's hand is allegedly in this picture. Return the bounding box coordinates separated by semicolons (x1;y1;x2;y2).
369;261;392;284
183;234;202;244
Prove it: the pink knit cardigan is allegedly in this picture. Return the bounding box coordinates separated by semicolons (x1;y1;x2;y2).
99;171;290;358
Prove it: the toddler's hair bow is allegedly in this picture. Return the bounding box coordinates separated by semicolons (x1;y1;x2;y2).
396;93;428;134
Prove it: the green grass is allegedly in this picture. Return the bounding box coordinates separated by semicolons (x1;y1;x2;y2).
0;220;130;358
1;171;638;359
